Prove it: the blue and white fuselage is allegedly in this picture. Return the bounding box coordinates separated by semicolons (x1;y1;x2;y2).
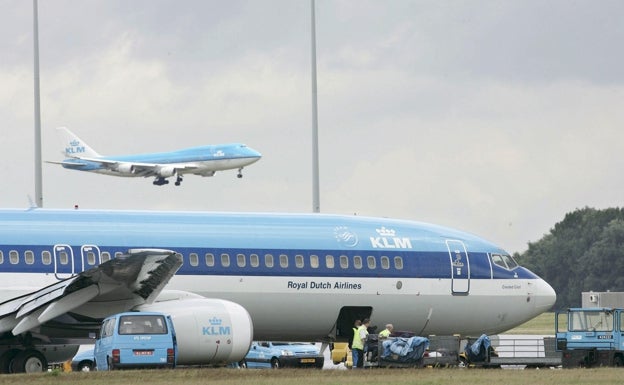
0;208;555;340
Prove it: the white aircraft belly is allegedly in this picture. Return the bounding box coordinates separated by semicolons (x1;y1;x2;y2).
167;275;541;338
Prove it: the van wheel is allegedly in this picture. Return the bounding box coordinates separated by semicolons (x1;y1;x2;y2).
78;360;94;372
270;358;280;368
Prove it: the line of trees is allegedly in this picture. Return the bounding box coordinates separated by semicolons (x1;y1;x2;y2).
516;207;624;310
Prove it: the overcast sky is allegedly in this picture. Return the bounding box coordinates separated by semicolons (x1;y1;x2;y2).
1;0;623;254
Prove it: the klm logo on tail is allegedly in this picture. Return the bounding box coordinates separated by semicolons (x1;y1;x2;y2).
66;140;86;155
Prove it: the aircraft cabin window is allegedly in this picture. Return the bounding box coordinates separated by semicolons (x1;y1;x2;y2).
250;254;259;268
41;251;51;265
86;251;96;266
339;255;349;269
176;253;184;265
367;256;376;269
394;256;404;270
264;254;274;268
354;255;363;269
9;250;18;265
25;250;34;265
279;254;288;268
101;252;111;263
0;251;3;264
325;255;335;269
221;253;230;267
381;256;390;270
189;253;199;267
59;251;69;265
205;253;215;267
237;254;246;268
310;255;319;269
295;254;304;268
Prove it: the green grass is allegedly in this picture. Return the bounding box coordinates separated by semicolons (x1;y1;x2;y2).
1;367;624;385
505;312;557;335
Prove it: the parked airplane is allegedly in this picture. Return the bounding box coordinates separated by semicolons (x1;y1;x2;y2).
0;208;556;372
46;127;262;186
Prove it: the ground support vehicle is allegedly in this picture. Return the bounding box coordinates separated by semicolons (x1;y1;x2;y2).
364;334;430;368
556;307;624;368
462;335;561;368
70;348;95;372
94;311;177;370
242;342;324;369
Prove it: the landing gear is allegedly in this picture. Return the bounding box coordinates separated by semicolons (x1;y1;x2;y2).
237;168;243;178
174;175;183;186
0;349;47;373
153;177;169;186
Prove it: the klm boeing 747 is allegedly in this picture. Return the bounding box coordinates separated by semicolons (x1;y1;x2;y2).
0;208;556;373
46;127;262;186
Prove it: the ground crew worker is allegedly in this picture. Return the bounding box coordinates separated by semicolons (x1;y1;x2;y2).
379;323;393;338
354;319;370;368
351;320;361;368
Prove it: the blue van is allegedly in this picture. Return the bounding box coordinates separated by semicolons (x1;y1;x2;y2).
94;311;177;370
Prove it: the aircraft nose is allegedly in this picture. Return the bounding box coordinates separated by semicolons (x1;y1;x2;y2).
247;147;262;160
534;278;557;311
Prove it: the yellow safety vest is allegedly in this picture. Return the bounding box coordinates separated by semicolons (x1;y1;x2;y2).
352;327;364;350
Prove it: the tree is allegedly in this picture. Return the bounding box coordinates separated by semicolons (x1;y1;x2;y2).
517;207;624;309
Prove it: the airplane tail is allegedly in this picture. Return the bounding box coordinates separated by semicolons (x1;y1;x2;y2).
56;127;101;158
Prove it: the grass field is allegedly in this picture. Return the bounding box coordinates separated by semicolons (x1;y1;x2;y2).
505;312;557;335
2;367;624;385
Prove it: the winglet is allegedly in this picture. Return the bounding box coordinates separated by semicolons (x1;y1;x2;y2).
56;127;101;158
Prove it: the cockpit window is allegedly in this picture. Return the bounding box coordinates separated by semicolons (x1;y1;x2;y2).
491;254;518;270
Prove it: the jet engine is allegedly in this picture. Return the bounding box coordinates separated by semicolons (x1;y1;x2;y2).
137;298;253;365
115;163;135;174
156;166;177;178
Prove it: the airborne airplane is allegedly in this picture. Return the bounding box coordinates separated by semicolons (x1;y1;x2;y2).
46;127;262;186
0;208;556;373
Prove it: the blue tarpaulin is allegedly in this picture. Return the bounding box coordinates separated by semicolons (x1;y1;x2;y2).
380;336;429;363
464;334;491;362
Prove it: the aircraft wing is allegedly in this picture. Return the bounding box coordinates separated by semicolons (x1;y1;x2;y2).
0;249;182;336
69;156;206;177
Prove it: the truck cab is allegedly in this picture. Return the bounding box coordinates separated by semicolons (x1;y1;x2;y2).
94;311;177;370
556;307;624;367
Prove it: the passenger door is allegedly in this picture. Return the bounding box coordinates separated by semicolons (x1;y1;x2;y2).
446;240;470;294
53;244;75;280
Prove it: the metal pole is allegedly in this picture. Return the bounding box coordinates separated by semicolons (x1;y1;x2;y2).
33;0;43;207
311;0;320;213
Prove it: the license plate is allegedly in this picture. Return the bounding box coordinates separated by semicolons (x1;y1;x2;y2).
133;350;154;356
300;358;315;363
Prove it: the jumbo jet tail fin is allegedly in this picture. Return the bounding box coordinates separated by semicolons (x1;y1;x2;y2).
56;127;101;158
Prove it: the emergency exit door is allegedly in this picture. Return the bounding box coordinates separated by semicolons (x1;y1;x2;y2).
446;240;470;294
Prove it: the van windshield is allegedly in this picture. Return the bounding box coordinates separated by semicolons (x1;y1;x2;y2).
118;315;168;335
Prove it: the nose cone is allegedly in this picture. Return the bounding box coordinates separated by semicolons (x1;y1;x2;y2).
534;278;557;312
242;146;262;164
247;147;262;160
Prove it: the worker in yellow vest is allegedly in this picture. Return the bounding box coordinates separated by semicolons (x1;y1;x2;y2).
353;318;370;368
351;320;361;368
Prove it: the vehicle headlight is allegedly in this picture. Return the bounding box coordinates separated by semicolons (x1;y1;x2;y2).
281;350;294;356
